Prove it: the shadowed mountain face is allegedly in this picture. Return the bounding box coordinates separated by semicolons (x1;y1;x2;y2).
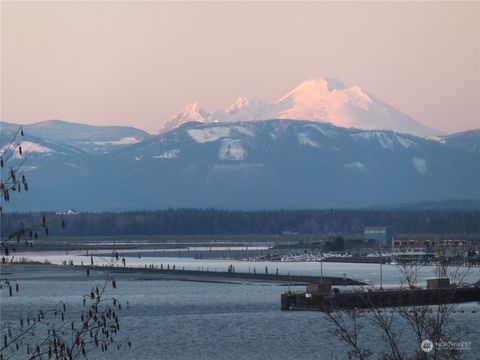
440;129;480;154
162;78;440;137
2;119;478;212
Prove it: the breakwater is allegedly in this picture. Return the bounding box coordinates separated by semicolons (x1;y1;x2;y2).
281;287;480;311
102;265;366;285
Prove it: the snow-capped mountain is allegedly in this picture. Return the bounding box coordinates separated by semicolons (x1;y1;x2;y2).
166;102;210;131
2;120;150;154
160;78;439;136
4;119;478;212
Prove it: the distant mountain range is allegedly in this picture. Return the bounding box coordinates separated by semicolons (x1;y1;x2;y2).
162;78;440;137
2;120;149;154
1;118;478;211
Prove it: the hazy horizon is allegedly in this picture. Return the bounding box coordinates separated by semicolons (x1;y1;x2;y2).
2;1;479;134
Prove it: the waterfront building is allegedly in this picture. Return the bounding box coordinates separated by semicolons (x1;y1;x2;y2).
364;226;394;247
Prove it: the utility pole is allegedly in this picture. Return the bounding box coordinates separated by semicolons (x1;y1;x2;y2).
320;259;323;284
288;271;291;292
380;262;383;290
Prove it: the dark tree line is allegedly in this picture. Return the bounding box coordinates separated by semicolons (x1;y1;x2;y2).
2;209;480;237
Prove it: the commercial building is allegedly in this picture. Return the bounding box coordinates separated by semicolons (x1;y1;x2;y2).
364;226;394;247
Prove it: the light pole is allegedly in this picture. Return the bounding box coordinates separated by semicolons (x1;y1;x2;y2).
380;261;383;290
320;259;323;284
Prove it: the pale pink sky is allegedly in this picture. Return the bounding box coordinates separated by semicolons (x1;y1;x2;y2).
1;1;479;134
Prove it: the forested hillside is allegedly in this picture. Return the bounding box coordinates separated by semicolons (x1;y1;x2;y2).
2;209;480;237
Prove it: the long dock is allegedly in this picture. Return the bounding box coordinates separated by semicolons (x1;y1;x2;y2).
0;262;366;286
281;283;480;311
103;266;366;285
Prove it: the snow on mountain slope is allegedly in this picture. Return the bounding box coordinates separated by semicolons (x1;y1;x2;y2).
4;119;479;211
164;102;210;131
219;139;247;160
0;128;92;178
425;136;446;144
89;137;142;146
160;78;440;136
0;141;54;161
3;120;150;154
297;132;322;148
187;125;254;143
275;79;372;128
412;157;428;174
423;129;480;154
153;149;180;159
11;141;53;154
350;131;417;150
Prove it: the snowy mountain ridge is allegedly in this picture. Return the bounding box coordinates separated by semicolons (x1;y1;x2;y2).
161;78;440;137
1;120;150;154
2;119;478;211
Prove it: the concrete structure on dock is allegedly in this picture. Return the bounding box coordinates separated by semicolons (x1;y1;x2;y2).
306;283;332;295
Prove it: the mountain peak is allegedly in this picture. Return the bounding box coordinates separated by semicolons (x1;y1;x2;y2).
276;78;373;128
161;101;208;132
279;78;365;103
323;78;347;91
228;96;250;111
183;101;201;113
287;78;347;96
159;78;440;137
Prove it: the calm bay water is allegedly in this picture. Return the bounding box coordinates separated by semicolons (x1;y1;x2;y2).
1;258;480;359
